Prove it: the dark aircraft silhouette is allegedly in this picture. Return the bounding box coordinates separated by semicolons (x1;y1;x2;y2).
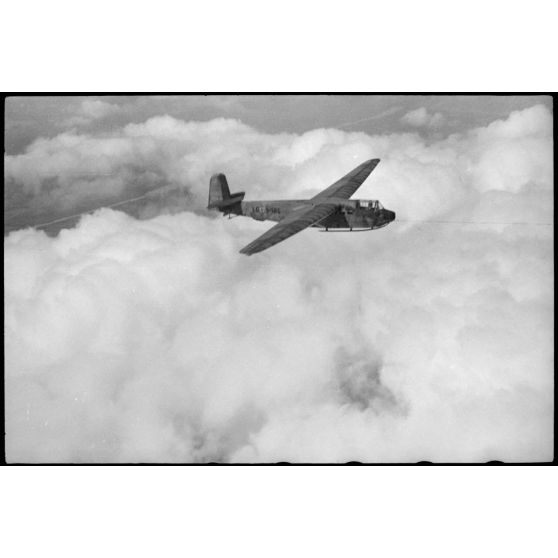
208;158;395;255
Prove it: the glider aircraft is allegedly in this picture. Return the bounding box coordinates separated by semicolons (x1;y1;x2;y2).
208;158;396;255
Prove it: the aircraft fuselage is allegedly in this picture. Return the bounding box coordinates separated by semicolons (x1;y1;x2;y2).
233;198;395;230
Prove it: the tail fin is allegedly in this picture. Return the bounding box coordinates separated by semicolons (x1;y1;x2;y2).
208;173;245;211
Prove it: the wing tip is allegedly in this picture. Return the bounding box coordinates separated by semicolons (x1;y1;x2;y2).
239;244;257;256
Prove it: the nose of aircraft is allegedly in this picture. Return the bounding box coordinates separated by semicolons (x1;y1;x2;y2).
385;209;396;222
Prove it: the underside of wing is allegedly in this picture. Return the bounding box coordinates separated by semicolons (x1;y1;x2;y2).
239;203;337;255
311;158;380;201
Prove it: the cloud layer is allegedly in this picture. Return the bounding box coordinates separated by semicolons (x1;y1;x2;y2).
4;104;554;462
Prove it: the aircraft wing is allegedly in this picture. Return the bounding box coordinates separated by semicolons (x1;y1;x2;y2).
311;158;380;201
239;203;337;255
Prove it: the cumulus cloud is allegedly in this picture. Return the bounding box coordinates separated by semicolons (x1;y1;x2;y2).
6;105;552;226
4;104;554;462
64;99;121;127
401;106;445;128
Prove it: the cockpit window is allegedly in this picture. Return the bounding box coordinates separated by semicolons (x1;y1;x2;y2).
359;200;383;210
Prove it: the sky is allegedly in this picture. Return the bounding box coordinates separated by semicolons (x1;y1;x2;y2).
4;95;554;463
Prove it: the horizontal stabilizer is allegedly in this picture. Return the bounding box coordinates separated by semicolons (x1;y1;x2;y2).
208;191;245;209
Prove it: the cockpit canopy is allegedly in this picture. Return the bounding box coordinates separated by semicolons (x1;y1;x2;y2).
358;200;383;210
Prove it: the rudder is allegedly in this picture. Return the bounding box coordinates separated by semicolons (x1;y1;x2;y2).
208;173;231;209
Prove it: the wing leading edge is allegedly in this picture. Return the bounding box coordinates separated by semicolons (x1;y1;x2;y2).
311;158;380;200
239;203;337;255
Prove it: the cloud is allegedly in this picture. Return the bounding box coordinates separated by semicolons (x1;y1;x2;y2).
401;106;445;128
64;99;121;127
6;105;552;226
80;99;120;119
4;104;554;462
